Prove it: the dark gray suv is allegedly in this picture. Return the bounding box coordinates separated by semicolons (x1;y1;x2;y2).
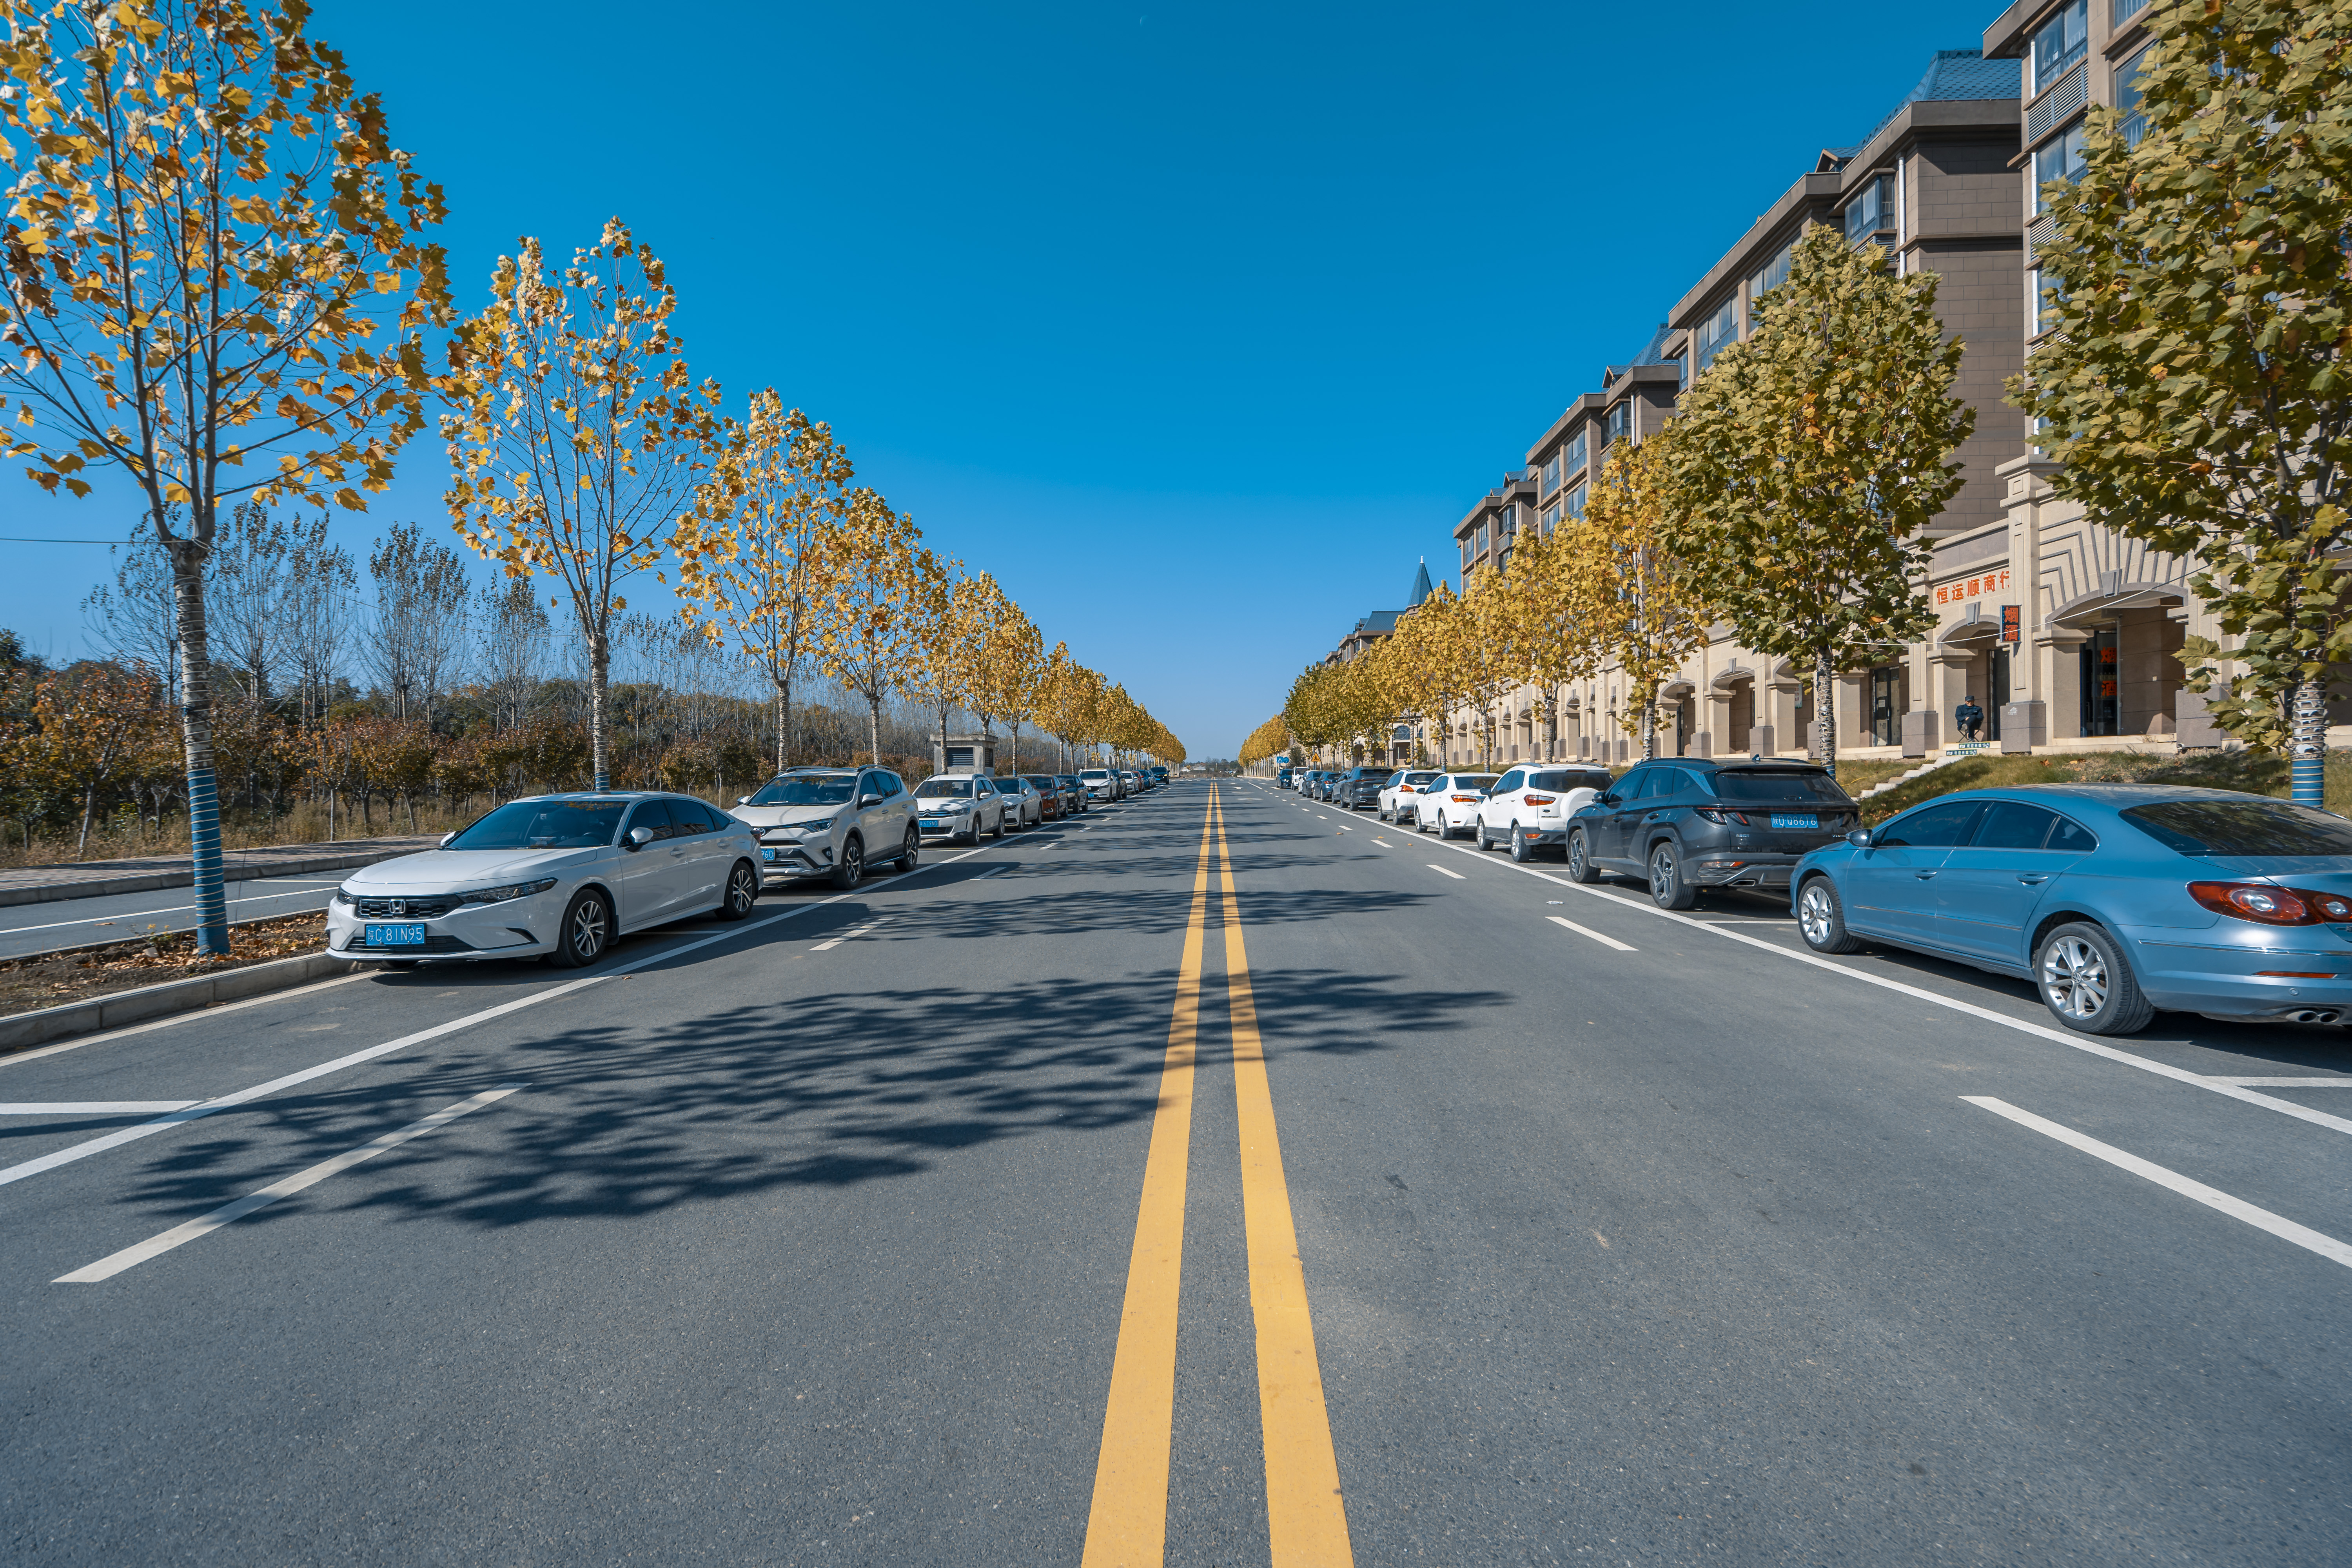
1336;765;1387;809
1563;758;1858;909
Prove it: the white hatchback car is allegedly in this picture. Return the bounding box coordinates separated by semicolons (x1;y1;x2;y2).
329;792;762;970
1474;765;1615;860
1413;772;1501;838
1378;769;1440;822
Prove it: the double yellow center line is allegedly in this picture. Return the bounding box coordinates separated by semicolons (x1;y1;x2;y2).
1082;788;1353;1567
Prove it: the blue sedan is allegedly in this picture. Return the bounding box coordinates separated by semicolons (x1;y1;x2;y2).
1789;784;2352;1036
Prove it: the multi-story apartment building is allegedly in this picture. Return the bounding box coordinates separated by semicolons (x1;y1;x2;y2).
1435;47;2027;769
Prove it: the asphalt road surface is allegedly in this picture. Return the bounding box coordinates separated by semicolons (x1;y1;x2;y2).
0;872;370;959
4;780;2348;1566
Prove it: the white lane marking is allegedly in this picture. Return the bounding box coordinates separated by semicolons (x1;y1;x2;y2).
55;1085;526;1283
1545;914;1636;953
1425;864;1466;880
2210;1077;2352;1087
0;835;1016;1189
1371;839;1392;848
1965;1096;2352;1270
1414;829;2352;1140
0;972;376;1071
812;916;890;953
1337;826;1353;833
0;1102;199;1114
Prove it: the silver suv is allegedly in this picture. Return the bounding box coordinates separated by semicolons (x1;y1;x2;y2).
730;767;918;890
914;773;1014;843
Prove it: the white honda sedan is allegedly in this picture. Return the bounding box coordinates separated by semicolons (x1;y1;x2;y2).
1413;772;1501;838
328;793;762;971
1474;765;1615;860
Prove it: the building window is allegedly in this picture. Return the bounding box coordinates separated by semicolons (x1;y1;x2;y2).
1669;350;1686;389
1497;503;1516;537
1693;298;1737;371
1460;535;1474;571
1749;239;1795;303
1605;401;1632;446
2116;43;2152;145
1540;501;1561;533
2112;0;2147;22
1844;174;1894;246
2032;0;2088;96
1564;428;1588;476
2034;123;2089;213
1563;483;1586;521
1542;453;1562;493
2029;265;2072;337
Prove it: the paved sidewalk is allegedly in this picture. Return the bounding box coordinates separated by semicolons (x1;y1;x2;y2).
0;837;444;908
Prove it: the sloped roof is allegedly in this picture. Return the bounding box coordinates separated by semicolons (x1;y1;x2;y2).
1855;50;2021;150
1407;559;1434;608
1630;322;1678;366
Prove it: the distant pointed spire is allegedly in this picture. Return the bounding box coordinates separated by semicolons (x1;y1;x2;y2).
1407;557;1434;608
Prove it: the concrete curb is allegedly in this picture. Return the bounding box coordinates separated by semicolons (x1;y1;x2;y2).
0;950;365;1053
0;842;436;909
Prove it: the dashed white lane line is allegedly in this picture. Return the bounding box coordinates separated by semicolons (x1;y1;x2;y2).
0;1102;199;1115
1425;864;1466;880
1408;826;2352;1141
1371;840;1393;848
1966;1095;2352;1269
1545;914;1636;953
55;1084;527;1283
812;917;888;953
0;835;1021;1191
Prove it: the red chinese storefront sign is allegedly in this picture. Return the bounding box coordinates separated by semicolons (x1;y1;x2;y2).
1934;568;2011;607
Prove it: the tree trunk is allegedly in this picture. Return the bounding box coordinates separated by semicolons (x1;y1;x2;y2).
2290;672;2328;807
167;539;231;956
77;782;95;858
772;673;792;775
1639;683;1657;763
869;698;882;766
1814;651;1838;780
588;628;612;791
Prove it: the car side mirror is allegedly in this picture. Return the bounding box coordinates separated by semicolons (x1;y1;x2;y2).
1598;793;1619;806
736;797;750;806
439;832;455;847
1847;828;1873;849
860;793;881;807
626;826;655;849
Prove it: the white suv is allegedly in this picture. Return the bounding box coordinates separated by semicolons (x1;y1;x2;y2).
1413;772;1500;838
1475;766;1614;860
1079;768;1120;801
1377;769;1439;822
730;767;918;890
914;773;1013;844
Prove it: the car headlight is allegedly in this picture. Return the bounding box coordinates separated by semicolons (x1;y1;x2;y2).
332;886;356;906
458;878;559;905
800;817;837;833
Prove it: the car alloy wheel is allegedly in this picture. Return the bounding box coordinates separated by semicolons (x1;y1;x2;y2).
716;860;758;920
1565;830;1598;885
1649;842;1695;910
550;889;610;969
899;824;920;871
2036;922;2153;1034
832;836;865;891
1510;825;1535;863
1796;877;1860;954
2042;935;2105;1018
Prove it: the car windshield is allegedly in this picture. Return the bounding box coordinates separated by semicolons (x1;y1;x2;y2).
1080;771;1109;780
1452;775;1501;791
1714;771;1851;803
918;778;975;799
446;799;628;850
1024;776;1056;788
748;776;856;806
2122;799;2352;856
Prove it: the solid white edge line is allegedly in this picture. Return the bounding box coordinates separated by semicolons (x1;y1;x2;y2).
1545;914;1636;953
1410;821;2352;1141
0;1102;199;1115
2210;1077;2352;1087
0;833;1019;1191
54;1084;527;1283
1964;1095;2352;1269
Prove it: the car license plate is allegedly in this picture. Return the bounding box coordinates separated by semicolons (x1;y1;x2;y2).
761;848;778;862
1771;813;1819;830
920;818;941;830
365;922;425;946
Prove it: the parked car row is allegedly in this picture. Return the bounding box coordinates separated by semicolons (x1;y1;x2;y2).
327;761;1176;975
1279;757;2352;1039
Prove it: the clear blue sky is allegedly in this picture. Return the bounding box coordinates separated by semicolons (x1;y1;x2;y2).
0;2;1996;759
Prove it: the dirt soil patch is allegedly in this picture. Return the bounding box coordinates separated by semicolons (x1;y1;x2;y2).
0;913;329;1020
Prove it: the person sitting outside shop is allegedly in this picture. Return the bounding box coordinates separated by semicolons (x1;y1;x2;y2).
1954;694;1985;742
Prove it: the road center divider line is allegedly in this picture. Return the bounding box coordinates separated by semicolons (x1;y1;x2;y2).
1964;1095;2352;1269
0;836;1020;1192
1213;788;1356;1567
1080;799;1217;1568
1414;824;2352;1140
54;1085;527;1283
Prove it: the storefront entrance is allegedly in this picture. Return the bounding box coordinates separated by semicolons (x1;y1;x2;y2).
2080;628;2120;736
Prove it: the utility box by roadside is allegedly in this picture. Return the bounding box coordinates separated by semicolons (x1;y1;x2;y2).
1901;709;1939;759
2000;700;2047;754
934;732;998;777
